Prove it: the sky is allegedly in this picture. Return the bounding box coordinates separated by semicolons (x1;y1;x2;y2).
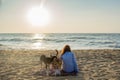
0;0;120;33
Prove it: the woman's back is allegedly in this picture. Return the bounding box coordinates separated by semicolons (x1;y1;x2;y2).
61;51;78;73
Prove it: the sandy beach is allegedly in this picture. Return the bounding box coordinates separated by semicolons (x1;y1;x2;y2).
0;49;120;80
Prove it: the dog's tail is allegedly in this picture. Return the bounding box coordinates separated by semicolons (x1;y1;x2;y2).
55;49;59;57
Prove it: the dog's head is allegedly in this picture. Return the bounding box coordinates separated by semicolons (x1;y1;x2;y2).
40;55;46;61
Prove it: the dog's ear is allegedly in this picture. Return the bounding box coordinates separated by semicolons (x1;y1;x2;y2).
50;54;53;57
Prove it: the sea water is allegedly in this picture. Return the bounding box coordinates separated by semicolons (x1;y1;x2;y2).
0;33;120;50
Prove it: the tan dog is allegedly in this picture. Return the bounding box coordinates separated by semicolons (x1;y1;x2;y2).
40;50;62;76
40;50;60;68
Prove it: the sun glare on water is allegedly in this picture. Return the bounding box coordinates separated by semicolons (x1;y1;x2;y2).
32;34;45;49
27;6;50;27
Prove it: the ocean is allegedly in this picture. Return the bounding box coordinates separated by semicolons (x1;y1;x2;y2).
0;33;120;50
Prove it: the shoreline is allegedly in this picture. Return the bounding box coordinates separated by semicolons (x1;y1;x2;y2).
1;48;120;51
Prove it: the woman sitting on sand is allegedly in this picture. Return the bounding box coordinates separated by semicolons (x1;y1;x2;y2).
60;45;79;76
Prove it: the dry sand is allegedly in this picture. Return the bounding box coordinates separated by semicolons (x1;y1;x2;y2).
0;49;120;80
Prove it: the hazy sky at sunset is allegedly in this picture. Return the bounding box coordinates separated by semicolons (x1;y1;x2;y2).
0;0;120;33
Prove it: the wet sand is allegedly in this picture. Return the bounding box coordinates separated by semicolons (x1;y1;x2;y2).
0;49;120;80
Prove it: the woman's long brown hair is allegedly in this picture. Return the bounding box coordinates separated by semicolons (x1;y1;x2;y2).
61;45;71;55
